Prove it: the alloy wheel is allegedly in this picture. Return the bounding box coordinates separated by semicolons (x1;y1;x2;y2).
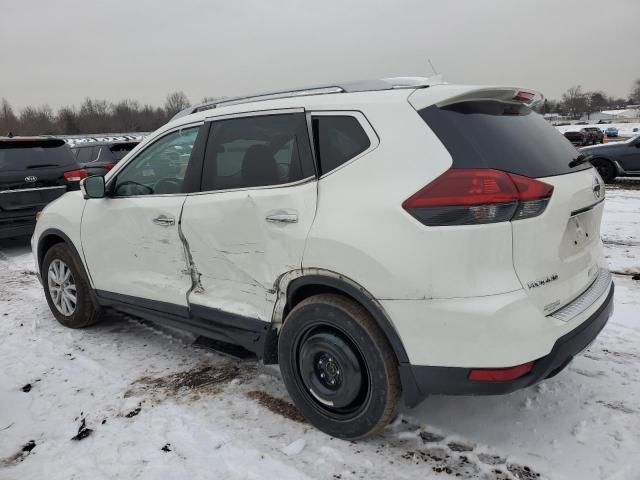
47;259;77;316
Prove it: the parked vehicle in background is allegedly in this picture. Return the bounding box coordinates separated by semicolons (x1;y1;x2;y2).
1;137;87;238
605;127;619;138
564;128;598;146
583;127;604;144
583;134;640;182
71;141;139;176
32;78;613;439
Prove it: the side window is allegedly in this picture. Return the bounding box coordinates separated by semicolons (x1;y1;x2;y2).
312;115;371;175
201;112;314;191
112;126;199;197
76;146;93;164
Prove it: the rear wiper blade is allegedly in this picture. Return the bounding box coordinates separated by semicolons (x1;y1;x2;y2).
568;153;593;168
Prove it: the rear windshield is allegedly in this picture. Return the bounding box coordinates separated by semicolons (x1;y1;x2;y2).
110;142;138;160
0;140;77;170
419;101;591;178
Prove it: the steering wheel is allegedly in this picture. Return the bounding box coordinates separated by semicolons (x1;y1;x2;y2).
114;180;154;196
154;178;182;194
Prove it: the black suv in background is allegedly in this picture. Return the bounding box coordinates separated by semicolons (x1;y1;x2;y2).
583;127;604;144
564;128;602;146
71;141;139;176
0;137;87;238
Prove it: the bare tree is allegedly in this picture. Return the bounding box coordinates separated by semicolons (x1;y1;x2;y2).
0;98;19;135
561;85;588;118
164;91;191;117
630;79;640;104
589;91;610;111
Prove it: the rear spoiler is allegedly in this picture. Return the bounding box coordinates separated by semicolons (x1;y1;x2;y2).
436;87;544;108
0;137;67;149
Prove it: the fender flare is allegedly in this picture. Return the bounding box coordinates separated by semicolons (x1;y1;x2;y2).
36;228;99;310
37;228;83;272
285;274;410;364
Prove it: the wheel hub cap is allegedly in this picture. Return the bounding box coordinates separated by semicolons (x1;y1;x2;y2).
298;329;366;410
47;259;77;316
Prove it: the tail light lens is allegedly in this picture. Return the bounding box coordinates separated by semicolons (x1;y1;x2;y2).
403;169;553;226
103;163;116;171
63;168;89;182
513;91;535;103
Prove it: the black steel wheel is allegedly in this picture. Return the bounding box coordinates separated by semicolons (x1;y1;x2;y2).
278;294;400;439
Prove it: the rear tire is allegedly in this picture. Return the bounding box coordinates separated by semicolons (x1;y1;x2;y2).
278;294;400;439
592;158;616;183
42;243;102;328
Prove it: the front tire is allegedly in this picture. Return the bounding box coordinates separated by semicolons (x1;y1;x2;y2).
42;243;102;328
278;294;400;439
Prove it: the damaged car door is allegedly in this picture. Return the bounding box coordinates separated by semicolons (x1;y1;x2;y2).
81;124;203;308
180;110;317;321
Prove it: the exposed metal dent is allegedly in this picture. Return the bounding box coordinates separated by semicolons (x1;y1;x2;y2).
177;209;204;298
270;268;389;328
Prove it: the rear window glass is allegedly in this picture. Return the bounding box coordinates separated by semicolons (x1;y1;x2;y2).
110;142;138;160
74;147;93;164
312;116;371;175
419;101;591;178
0;141;76;170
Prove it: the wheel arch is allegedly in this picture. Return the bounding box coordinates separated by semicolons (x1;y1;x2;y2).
282;273;410;365
271;271;425;406
37;229;86;278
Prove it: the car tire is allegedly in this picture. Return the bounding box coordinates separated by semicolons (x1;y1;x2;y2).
592;158;616;183
42;243;103;329
278;294;401;439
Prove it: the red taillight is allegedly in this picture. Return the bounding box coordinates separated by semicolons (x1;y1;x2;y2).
469;362;534;382
103;163;116;171
513;91;535;103
402;169;553;226
63;168;89;182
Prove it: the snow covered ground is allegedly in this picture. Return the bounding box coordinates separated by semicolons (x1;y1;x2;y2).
1;182;639;480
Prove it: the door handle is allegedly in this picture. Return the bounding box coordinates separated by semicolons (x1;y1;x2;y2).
152;215;175;226
265;212;298;224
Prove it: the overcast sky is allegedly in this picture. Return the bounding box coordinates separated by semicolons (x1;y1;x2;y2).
1;0;638;110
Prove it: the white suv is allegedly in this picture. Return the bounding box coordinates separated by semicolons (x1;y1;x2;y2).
32;77;614;439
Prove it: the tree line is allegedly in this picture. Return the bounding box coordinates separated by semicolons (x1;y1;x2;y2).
2;79;639;136
0;91;195;136
536;79;640;118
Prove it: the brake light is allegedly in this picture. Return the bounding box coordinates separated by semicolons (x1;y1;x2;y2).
469;362;534;382
402;169;553;226
513;91;535;103
103;163;116;171
63;168;89;182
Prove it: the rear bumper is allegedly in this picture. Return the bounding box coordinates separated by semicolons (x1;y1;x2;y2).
400;282;613;404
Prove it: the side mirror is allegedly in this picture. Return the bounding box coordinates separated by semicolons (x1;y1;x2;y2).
81;176;106;199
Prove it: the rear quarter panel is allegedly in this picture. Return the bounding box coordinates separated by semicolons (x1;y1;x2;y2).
302;100;523;300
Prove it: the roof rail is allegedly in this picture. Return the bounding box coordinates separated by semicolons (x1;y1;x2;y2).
171;76;443;121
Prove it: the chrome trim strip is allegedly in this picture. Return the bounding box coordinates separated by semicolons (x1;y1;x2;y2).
189;176;316;196
0;186;66;194
550;268;612;323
